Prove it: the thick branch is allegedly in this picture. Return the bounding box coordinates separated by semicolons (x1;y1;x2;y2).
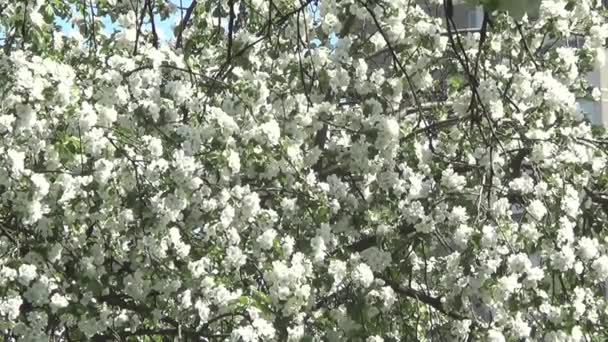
380;277;465;320
227;0;235;61
176;0;197;49
148;0;159;49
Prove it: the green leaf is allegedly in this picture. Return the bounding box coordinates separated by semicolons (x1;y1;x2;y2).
234;295;250;306
448;74;464;91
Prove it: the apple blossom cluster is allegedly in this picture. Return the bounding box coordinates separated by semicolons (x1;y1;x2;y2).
0;0;608;341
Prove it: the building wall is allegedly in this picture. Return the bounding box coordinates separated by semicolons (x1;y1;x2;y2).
586;50;608;126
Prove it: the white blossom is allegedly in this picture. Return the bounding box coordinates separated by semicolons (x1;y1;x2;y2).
352;263;374;288
259;119;281;146
591;255;608;281
50;293;69;312
528;199;547;220
257;229;277;251
18;264;37;285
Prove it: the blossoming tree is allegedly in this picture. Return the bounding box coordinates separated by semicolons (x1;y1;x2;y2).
1;0;608;340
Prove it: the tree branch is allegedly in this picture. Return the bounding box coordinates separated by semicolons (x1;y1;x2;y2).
176;0;197;49
380;276;465;320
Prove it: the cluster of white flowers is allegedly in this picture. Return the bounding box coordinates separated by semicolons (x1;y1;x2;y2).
352;262;375;289
0;0;607;340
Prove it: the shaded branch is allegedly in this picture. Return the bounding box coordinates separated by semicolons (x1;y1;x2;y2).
148;0;159;49
176;0;197;48
380;276;465;321
227;0;235;61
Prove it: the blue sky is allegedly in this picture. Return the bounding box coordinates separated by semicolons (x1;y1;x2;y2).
55;0;190;41
49;0;329;49
53;0;324;42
